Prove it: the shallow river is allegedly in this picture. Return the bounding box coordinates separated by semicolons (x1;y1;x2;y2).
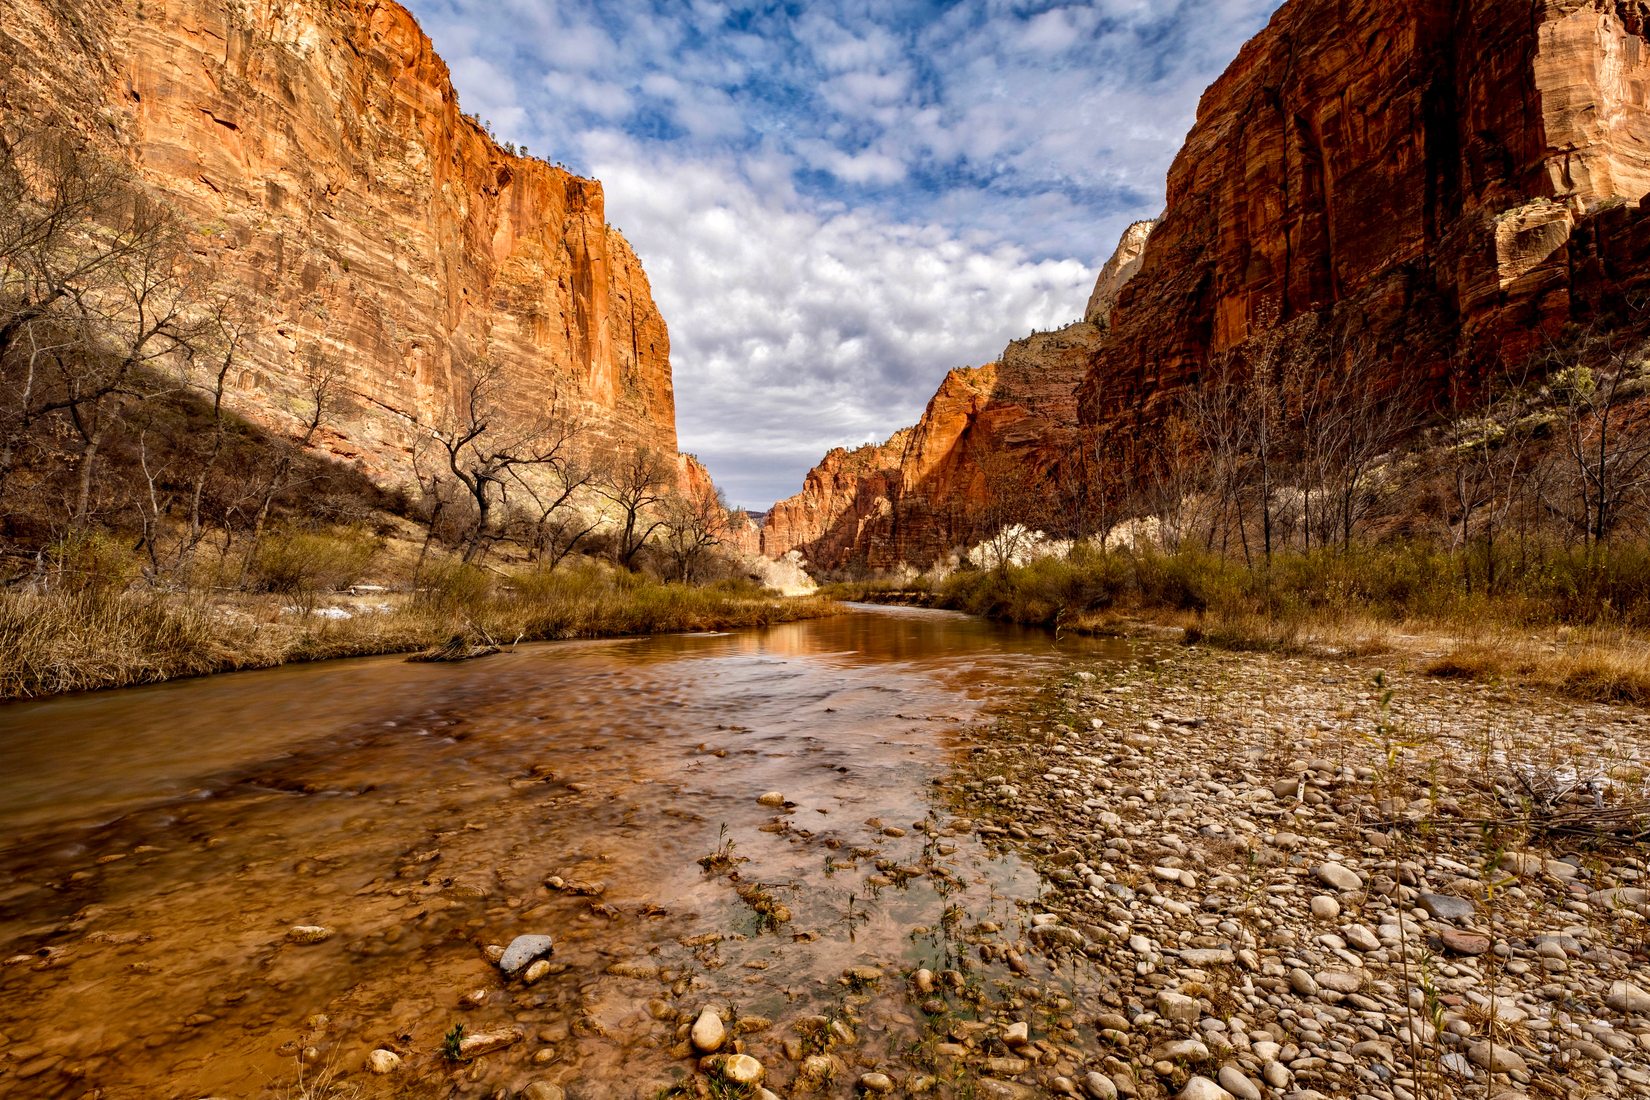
0;605;1128;1098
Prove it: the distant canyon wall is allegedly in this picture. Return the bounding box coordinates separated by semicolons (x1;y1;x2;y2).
765;0;1650;571
0;0;677;482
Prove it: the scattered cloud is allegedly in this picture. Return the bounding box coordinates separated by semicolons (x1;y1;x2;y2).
401;0;1282;507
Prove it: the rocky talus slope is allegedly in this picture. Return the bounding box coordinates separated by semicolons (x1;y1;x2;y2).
766;0;1650;571
0;0;678;480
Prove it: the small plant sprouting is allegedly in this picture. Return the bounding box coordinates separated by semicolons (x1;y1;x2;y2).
441;1022;466;1062
698;823;743;872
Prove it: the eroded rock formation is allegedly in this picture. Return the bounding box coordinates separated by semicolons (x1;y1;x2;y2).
767;0;1650;571
0;0;677;481
1083;220;1154;327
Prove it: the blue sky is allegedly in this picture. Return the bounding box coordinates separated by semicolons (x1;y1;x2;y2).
400;0;1282;508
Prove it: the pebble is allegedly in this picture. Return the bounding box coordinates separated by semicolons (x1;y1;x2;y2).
457;1027;523;1059
1084;1071;1119;1100
1217;1066;1260;1100
1309;895;1340;920
691;1006;726;1053
859;1071;895;1092
1418;892;1477;922
1157;991;1200;1023
1177;1076;1233;1100
286;925;333;944
718;1053;763;1085
1343;924;1380;952
1437;927;1492;955
1315;863;1363;892
365;1049;400;1074
757;791;786;806
1609;981;1650;1014
1468;1041;1527;1076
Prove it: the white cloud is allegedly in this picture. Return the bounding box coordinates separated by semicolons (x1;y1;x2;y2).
587;136;1091;505
398;0;1285;506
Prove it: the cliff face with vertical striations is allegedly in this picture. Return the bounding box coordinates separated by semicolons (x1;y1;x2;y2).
0;0;677;480
1078;0;1650;424
767;0;1650;571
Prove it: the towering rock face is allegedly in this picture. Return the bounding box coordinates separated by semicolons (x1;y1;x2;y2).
768;0;1650;571
1078;0;1650;424
0;0;677;479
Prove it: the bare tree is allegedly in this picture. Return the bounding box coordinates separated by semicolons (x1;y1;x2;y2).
0;135;200;517
595;447;672;570
237;363;336;586
1441;367;1539;591
1182;362;1261;562
508;449;600;569
176;297;252;568
968;449;1048;571
1542;334;1650;549
427;360;582;563
659;483;726;582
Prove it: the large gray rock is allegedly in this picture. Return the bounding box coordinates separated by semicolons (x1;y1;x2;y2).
1608;981;1650;1014
498;934;555;977
1177;1077;1234;1100
1418;892;1477;922
1217;1066;1261;1100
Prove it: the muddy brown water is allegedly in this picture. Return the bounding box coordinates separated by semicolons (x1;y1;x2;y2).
0;604;1129;1098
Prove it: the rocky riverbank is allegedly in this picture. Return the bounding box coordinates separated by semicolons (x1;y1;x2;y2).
905;643;1650;1100
4;622;1649;1099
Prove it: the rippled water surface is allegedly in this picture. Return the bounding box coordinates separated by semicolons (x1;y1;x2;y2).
0;605;1128;1098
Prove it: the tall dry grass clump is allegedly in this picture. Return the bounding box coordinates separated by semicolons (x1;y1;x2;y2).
0;588;277;698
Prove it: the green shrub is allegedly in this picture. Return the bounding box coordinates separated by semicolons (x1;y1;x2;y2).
47;531;141;597
252;527;379;608
415;556;494;615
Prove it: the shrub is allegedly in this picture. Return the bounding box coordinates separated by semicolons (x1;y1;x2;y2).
252;527;379;609
47;531;141;597
414;556;494;616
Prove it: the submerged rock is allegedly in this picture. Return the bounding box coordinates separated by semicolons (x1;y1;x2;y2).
499;934;555;977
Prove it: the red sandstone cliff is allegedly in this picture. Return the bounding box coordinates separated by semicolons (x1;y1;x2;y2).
1079;0;1650;424
766;0;1650;571
761;322;1104;568
0;0;677;480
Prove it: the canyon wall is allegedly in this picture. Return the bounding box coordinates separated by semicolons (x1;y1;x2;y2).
0;0;678;482
1078;0;1650;426
766;0;1650;571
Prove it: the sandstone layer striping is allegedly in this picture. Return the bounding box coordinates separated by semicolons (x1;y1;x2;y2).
0;0;677;481
767;0;1650;571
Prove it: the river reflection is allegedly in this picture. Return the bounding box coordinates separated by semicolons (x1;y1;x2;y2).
0;604;1128;1098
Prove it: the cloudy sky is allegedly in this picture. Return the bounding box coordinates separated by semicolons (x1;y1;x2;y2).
401;0;1282;509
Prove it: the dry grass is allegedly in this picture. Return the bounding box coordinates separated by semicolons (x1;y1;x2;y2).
0;562;837;700
1423;633;1650;705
